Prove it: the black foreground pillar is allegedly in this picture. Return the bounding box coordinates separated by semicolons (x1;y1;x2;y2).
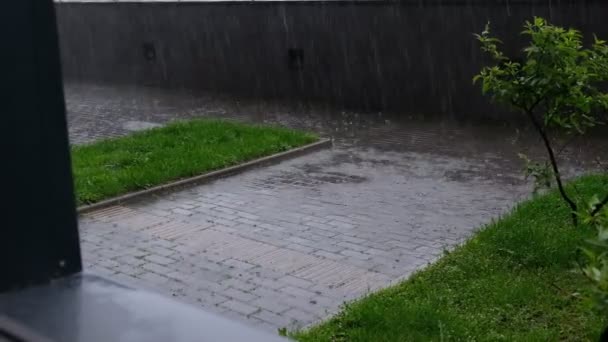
0;3;288;341
2;0;82;292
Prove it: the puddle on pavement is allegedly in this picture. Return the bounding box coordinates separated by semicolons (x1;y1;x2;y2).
65;83;607;177
122;120;162;131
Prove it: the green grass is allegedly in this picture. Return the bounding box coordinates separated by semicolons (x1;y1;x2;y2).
294;175;608;341
71;119;317;205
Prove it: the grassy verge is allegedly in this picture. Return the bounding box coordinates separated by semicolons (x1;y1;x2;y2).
294;175;608;341
72;120;317;205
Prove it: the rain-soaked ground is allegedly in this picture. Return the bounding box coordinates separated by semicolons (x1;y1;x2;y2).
68;83;607;332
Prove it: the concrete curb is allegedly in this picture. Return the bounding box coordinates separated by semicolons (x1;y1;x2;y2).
77;138;332;214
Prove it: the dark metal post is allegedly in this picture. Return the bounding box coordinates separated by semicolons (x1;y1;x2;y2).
1;0;82;292
0;3;286;341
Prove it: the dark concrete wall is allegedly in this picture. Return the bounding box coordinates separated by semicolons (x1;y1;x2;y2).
55;1;608;120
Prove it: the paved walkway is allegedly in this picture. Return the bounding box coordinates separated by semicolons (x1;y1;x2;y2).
67;83;604;332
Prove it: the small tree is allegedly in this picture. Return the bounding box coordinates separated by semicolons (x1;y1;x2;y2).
474;17;608;226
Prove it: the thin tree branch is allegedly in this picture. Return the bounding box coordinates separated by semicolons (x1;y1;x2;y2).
525;96;545;114
556;133;579;158
592;194;608;217
525;108;579;226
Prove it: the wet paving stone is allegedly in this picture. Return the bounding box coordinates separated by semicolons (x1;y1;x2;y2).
69;83;607;332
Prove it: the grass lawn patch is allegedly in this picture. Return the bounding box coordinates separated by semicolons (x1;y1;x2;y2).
72;119;317;205
294;175;608;341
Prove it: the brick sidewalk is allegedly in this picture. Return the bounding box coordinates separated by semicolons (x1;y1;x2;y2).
68;83;603;333
79;147;527;332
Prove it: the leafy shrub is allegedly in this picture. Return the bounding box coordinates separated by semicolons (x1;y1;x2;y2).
475;17;608;225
